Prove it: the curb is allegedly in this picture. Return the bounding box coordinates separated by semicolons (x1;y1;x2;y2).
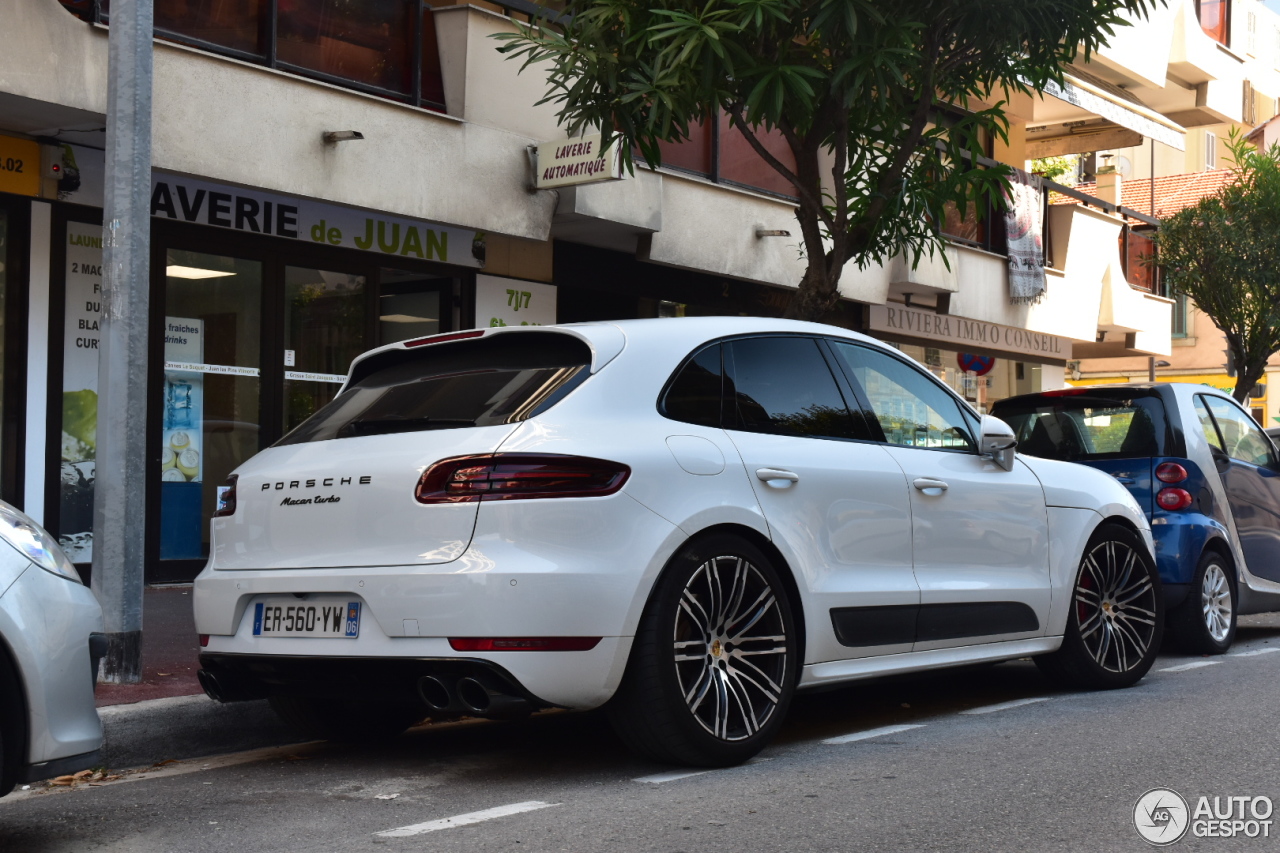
98;695;304;769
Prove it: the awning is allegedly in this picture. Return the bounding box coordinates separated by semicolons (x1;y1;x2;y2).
1041;73;1186;151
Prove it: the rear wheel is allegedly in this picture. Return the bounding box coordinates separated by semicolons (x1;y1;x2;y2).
268;695;425;743
1169;550;1236;655
1036;522;1163;689
608;533;797;767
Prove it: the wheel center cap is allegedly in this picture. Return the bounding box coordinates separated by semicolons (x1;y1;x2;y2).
1102;601;1115;615
710;639;723;658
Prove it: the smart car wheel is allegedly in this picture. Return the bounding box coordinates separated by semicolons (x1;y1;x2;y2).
268;695;425;743
608;533;797;767
1036;522;1163;689
1169;550;1236;655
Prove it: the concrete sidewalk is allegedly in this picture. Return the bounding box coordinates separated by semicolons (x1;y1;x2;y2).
92;585;305;770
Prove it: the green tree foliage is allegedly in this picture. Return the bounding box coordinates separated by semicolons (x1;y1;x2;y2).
1158;130;1280;403
497;0;1158;320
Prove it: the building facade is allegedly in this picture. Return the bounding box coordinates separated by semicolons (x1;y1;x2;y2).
2;0;1179;582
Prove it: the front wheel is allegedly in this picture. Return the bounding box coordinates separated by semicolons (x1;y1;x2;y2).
1168;550;1236;655
1036;522;1163;689
608;534;797;767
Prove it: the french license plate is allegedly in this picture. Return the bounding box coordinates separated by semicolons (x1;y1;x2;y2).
252;599;360;638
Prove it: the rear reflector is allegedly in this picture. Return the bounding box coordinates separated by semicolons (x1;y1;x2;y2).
1155;462;1189;483
199;634;210;647
449;637;601;652
1156;488;1193;511
403;330;486;348
416;454;630;504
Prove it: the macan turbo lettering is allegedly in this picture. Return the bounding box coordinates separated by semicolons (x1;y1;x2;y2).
193;318;1162;766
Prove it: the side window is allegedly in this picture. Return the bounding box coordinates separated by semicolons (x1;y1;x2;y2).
1193;396;1225;452
829;341;976;451
1203;396;1276;467
661;344;723;427
723;337;863;439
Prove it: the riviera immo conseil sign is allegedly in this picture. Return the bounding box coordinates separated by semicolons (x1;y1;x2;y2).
534;134;624;189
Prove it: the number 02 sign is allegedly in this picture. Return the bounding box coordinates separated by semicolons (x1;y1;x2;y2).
0;135;41;198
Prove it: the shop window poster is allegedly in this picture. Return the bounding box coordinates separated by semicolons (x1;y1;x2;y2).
162;318;204;484
59;221;104;562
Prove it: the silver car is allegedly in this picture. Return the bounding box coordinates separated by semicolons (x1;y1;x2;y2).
0;501;104;795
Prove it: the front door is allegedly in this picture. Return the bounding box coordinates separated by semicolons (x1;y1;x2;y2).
827;341;1051;650
1195;395;1280;584
719;336;918;664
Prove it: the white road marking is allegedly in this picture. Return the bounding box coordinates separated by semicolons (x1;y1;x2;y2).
1230;647;1280;658
375;801;558;838
1158;660;1221;672
959;697;1051;715
633;769;710;784
822;723;925;745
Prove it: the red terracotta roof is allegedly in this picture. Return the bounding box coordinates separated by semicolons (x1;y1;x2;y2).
1049;169;1234;219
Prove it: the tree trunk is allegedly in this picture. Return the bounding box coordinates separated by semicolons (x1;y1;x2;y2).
783;258;841;322
1232;361;1267;406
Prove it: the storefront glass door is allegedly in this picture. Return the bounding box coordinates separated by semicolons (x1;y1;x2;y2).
283;266;368;434
160;250;263;561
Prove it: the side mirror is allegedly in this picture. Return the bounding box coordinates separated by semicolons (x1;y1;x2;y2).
980;415;1018;471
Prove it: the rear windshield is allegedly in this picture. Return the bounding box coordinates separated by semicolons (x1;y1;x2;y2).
992;393;1167;461
277;332;591;445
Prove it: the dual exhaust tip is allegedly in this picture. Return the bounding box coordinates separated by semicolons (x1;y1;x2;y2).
418;675;531;718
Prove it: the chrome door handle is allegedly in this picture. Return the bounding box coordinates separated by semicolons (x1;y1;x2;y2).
913;477;949;494
756;468;800;486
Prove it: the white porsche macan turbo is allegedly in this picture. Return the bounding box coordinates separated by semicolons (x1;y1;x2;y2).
194;317;1162;766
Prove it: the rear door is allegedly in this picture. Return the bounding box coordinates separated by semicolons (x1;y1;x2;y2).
1195;395;1280;583
828;341;1051;649
719;336;919;663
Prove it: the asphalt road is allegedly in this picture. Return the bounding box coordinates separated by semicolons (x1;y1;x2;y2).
4;615;1279;853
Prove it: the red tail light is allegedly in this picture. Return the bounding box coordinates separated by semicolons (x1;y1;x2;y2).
1155;462;1188;483
1156;488;1193;511
449;637;601;652
199;634;210;647
212;475;238;517
415;454;630;504
403;330;486;348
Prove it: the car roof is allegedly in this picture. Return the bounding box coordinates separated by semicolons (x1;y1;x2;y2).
347;316;885;379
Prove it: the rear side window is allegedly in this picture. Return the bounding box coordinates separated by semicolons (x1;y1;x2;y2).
993;394;1165;461
723;336;864;439
277;332;591;445
661;344;723;427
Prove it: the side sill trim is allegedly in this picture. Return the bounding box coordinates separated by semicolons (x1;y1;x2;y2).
798;637;1062;689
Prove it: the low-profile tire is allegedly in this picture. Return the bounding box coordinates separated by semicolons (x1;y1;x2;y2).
1168;550;1236;655
0;721;10;798
607;533;798;767
268;695;425;743
1036;522;1163;689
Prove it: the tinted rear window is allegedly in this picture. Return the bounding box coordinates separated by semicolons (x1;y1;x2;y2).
277;332;591;445
993;393;1167;461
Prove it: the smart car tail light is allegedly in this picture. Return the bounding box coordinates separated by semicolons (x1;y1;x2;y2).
415;454;630;504
1155;462;1189;483
1156;488;1193;511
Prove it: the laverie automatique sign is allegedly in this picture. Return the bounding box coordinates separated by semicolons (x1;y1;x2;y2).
534;133;624;189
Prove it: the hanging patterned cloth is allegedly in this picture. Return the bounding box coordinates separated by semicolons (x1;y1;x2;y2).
1004;169;1046;304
